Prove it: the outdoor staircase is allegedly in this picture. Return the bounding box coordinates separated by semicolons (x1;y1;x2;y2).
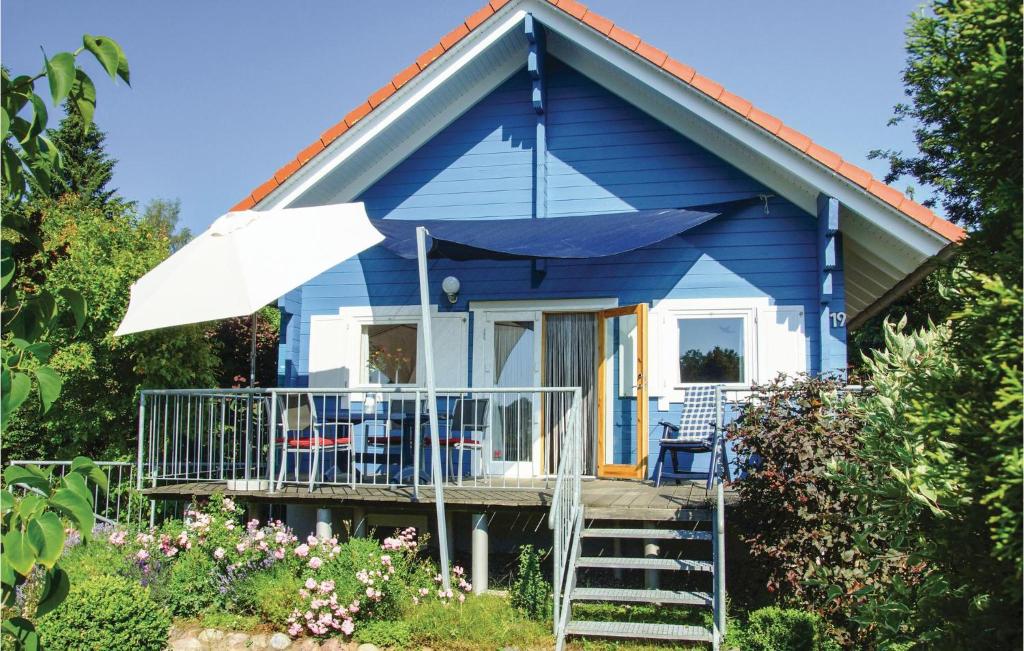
555;487;727;650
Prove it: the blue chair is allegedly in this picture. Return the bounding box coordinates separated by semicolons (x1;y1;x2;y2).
425;398;488;483
652;385;728;489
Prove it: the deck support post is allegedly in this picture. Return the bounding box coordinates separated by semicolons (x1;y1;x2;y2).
471;513;488;595
643;522;660;589
316;508;332;540
445;511;456;562
351;506;367;539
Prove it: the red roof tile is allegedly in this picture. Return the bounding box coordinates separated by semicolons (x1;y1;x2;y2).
581;11;613;35
231;0;964;243
636;42;668;67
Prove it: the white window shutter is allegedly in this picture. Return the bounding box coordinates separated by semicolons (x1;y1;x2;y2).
756;306;807;383
308;315;353;388
425;313;469;388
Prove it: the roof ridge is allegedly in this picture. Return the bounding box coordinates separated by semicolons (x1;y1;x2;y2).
229;0;964;243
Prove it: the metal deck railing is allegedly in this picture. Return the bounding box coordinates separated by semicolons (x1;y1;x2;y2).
136;386;582;496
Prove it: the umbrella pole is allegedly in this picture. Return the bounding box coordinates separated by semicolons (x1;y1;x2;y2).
416;226;451;592
250;312;258;387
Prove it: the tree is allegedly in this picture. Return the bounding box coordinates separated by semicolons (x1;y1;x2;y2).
840;0;1022;645
2;35;130;421
47;103;126;213
871;0;1022;277
140;198;191;252
3;193;221;461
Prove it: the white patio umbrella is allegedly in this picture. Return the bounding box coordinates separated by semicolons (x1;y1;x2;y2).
115;202;384;339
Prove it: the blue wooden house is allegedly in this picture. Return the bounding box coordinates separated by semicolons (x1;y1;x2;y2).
138;2;963;644
225;0;960;483
228;0;954;483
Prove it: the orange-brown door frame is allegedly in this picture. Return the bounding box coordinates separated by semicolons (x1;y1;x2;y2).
596;303;648;479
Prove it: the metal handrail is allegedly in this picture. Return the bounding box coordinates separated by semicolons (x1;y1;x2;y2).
547;387;583;651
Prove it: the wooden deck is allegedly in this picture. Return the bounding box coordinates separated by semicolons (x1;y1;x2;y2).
142;477;736;521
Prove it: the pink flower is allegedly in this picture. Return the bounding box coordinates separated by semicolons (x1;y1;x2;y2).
341;619;354;636
288;623;302;637
136;549;149;561
295;544;310;558
274;548;285;560
458;593;466;603
213;547;225;560
236;542;247;553
308;556;322;569
305;578;318;590
307;534;319;546
109;530;127;546
319;580;335;593
419;588;429;596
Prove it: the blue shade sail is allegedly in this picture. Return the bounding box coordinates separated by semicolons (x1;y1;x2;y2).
369;207;721;260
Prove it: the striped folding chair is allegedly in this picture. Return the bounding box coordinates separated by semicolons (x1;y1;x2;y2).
652;384;728;489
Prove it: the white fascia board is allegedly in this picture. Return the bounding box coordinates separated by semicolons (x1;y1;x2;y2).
527;0;949;258
261;6;529;210
468;297;618;312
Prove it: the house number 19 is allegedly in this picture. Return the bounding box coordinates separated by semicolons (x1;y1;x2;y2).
830;311;847;328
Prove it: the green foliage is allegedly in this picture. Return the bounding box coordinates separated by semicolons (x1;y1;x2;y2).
728;375;867;644
3;190;220;460
1;457;107;649
833;276;1022;647
406;593;551;650
2;35;129;421
228;563;303;628
731;607;840;651
139;198;191;252
356;619;412;649
509;544;550;621
872;0;1021;278
157;549;223;618
36;573;169;651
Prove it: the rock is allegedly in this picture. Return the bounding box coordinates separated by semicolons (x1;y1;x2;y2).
292;640;320;651
198;628;226;643
269;632;294;649
356;644;380;651
249;634;270;649
225;632;254;650
169;638;205;651
317;639;348;651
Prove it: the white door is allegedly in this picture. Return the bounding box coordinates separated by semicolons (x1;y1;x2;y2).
476;311;542;478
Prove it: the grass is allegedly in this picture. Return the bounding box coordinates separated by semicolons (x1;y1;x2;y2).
405;594;552;650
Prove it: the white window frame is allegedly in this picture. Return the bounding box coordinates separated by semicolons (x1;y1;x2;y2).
650;298;767;400
360;321;419;387
672;309;755;390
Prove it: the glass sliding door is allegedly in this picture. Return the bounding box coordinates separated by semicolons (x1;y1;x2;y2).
597;304;648;478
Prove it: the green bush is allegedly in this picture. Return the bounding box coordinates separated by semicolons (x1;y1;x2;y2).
509;544;550;621
229;563;303;628
734;607;840;651
155;548;223;617
37;573;171;651
356;620;412;649
728;375;866;642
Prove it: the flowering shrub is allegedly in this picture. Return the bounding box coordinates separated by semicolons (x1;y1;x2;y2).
98;495;473;641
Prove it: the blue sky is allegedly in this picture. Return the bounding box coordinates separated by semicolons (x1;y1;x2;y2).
3;1;926;233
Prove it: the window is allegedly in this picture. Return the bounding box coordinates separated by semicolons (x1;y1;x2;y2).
363;324;417;385
677;317;745;384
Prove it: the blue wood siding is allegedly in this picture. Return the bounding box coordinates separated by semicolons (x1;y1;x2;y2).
283;58;836;389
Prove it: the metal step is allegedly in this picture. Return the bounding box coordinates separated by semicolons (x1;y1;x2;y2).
577;556;713;572
565;619;714;642
582;527;711;541
584;507;712;522
572;586;712;606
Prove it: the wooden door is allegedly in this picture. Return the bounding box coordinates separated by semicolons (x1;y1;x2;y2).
596;304;648;479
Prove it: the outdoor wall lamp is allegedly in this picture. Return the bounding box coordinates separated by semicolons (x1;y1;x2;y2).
442;276;461;304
